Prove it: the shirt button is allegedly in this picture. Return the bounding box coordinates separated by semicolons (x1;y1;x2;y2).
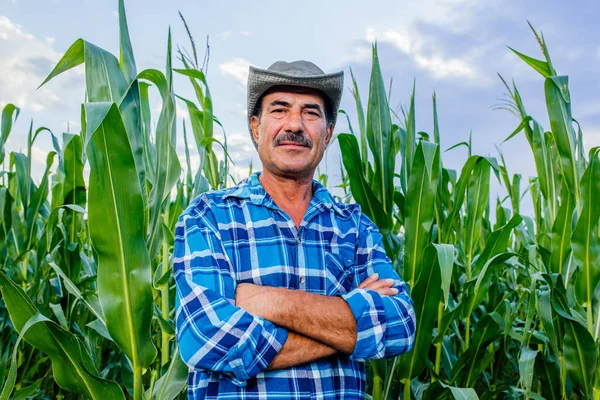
296;236;301;243
300;277;306;284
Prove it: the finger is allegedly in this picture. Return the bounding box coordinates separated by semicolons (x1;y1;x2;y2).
363;278;396;291
358;273;379;288
373;287;399;297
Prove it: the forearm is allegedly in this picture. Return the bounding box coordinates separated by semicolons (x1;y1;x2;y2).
267;331;337;370
240;286;357;354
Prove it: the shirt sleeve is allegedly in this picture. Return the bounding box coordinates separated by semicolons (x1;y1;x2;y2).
340;213;416;361
174;196;288;386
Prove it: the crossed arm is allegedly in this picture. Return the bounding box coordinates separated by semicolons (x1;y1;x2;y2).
174;204;416;384
235;273;398;370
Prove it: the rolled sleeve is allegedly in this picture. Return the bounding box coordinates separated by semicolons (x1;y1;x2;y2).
341;214;416;361
174;196;288;385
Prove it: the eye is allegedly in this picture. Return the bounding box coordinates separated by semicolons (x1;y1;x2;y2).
304;110;321;120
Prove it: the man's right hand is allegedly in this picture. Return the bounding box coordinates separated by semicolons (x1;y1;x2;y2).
357;273;399;296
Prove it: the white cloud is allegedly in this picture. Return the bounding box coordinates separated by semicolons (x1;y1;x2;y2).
225;131;254;153
30;145;50;166
220;30;233;40
230;103;247;117
582;126;600;153
0;15;83;113
366;28;415;54
347;44;371;64
175;100;189;121
413;54;475;79
219;58;250;85
364;26;484;81
408;0;508;34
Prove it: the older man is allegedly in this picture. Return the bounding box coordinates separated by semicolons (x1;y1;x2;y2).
174;60;416;399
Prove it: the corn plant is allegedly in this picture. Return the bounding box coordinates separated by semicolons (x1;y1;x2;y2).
0;5;598;399
339;27;600;400
0;1;205;398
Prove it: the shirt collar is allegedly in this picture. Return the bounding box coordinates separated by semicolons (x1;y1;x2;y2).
223;171;349;217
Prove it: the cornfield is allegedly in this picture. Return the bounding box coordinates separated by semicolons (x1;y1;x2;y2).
1;2;598;399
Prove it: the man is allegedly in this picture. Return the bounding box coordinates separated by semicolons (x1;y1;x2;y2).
174;60;416;399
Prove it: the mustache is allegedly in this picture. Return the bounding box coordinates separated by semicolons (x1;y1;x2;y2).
274;132;313;149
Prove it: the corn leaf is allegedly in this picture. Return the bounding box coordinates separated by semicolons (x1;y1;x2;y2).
118;0;137;83
349;68;368;175
137;68;181;260
403;141;440;287
452;312;504;386
463;158;491;274
366;43;394;219
442;156;496;242
534;356;562;400
12;377;44;400
401;83;417;196
395;243;443;381
472;214;523;277
545;76;580;203
25;152;55;249
0;270;124;399
139;81;156;186
563;318;597;397
464;252;517;318
338;133;387;231
11;152;29;213
537;289;560;359
147;348;187;400
41;37;147;208
550;184;574;275
84;102;157;369
571;147;600;310
173;68;219;189
508;46;552;78
518;347;538;396
530;119;555;210
0;188;13;252
0;104;19;165
423;381;480;400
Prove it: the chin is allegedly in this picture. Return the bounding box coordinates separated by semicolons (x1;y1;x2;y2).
274;163;314;177
278;164;310;174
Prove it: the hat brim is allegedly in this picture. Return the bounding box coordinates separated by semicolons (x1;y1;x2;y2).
247;66;344;149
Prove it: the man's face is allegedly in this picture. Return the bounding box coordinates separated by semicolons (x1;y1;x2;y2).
251;89;333;179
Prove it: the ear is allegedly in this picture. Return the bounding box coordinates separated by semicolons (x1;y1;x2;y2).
250;115;260;144
324;122;334;146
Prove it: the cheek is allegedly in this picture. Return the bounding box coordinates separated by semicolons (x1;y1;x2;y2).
262;122;282;141
256;125;273;145
314;132;330;149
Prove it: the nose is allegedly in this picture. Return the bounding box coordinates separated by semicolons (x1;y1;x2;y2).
284;108;304;134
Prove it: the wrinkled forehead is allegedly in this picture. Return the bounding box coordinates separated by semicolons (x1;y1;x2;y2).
260;85;327;108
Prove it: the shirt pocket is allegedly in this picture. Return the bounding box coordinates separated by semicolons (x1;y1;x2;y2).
324;252;354;296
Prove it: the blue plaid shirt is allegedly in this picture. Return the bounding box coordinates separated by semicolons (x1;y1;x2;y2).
174;172;416;399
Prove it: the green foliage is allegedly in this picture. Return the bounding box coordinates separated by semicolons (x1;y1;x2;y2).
0;8;598;400
340;25;600;400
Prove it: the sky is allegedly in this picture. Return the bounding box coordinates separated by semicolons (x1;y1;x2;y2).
1;0;599;216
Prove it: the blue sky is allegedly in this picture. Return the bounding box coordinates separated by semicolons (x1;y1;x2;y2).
1;0;599;214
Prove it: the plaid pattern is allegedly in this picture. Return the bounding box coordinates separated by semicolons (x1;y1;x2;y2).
174;172;416;399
